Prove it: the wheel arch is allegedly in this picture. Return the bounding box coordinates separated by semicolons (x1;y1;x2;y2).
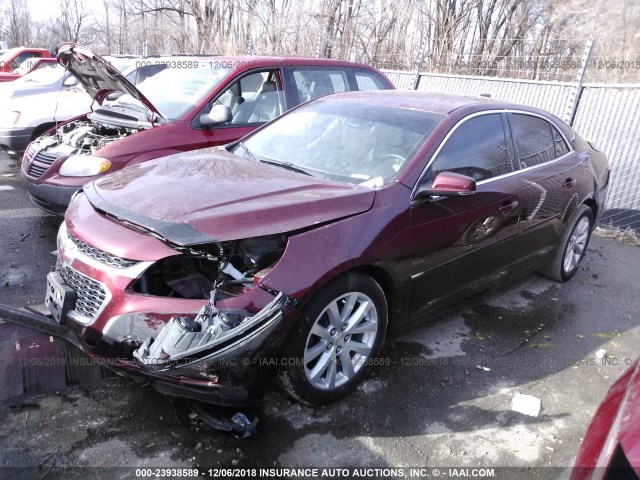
582;197;598;229
31;122;56;141
347;264;398;328
289;261;399;330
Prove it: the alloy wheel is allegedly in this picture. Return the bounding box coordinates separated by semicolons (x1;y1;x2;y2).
303;292;379;390
563;216;590;273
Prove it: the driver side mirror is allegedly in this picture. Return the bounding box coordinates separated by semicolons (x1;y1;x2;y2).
200;104;232;127
415;171;476;199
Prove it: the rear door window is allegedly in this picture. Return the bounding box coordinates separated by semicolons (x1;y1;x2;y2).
290;68;349;103
509;113;570;169
354;68;389;90
553;126;570;157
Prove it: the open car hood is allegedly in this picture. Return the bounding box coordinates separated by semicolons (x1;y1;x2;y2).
82;147;375;245
56;43;162;118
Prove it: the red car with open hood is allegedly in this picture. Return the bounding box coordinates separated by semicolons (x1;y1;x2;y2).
20;43;393;215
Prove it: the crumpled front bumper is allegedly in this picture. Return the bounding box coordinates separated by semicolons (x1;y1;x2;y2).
0;301;294;405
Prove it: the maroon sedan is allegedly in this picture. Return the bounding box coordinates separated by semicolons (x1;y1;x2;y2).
3;91;609;407
572;358;640;480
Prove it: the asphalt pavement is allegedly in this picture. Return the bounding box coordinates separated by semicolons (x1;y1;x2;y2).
0;151;639;478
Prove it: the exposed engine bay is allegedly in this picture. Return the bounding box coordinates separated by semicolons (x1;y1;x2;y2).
132;234;294;371
132;234;287;300
35;118;142;156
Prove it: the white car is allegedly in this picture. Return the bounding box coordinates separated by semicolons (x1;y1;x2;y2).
0;55;144;156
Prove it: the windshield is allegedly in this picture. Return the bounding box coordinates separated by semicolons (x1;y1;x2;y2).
135;64;232;120
14;63;64;85
238;99;444;187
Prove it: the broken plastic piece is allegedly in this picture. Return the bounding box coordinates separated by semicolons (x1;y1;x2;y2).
133;292;288;371
511;392;542;417
475;365;490;371
188;401;258;436
231;412;258;437
221;261;244;281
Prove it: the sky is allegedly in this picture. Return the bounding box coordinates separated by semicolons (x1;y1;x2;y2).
7;0;105;22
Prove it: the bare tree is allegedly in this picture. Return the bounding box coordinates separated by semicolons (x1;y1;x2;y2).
1;0;636;82
56;0;91;43
1;0;32;46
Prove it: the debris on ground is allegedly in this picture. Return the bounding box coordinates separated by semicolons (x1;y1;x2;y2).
511;392;542;417
594;226;640;246
0;185;15;191
186;401;258;437
475;365;490;371
595;349;606;359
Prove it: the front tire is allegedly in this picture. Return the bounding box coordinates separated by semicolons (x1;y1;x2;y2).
277;273;388;405
539;204;593;282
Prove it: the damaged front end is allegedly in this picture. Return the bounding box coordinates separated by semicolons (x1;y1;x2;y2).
134;289;292;372
123;232;301;384
2;210;303;405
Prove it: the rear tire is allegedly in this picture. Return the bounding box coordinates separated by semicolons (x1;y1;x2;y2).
277;273;387;405
539;204;593;282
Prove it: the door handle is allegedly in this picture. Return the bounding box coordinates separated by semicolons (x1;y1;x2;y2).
563;178;577;189
498;200;519;215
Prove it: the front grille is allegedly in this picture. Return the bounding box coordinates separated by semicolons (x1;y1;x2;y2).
22;143;38;173
28;150;61;178
58;263;107;318
69;233;139;269
29;164;47;177
34;151;59;165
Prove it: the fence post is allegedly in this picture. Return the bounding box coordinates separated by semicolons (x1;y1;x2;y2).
412;38;427;90
563;35;596;126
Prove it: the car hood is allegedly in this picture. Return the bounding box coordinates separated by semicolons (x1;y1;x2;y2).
56;43;161;118
83;147;375;245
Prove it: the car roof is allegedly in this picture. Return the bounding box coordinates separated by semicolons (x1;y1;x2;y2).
1;47;48;55
321;90;522;115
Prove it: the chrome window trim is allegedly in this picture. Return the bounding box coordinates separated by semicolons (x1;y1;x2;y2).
410;109;574;201
475;150;574;187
